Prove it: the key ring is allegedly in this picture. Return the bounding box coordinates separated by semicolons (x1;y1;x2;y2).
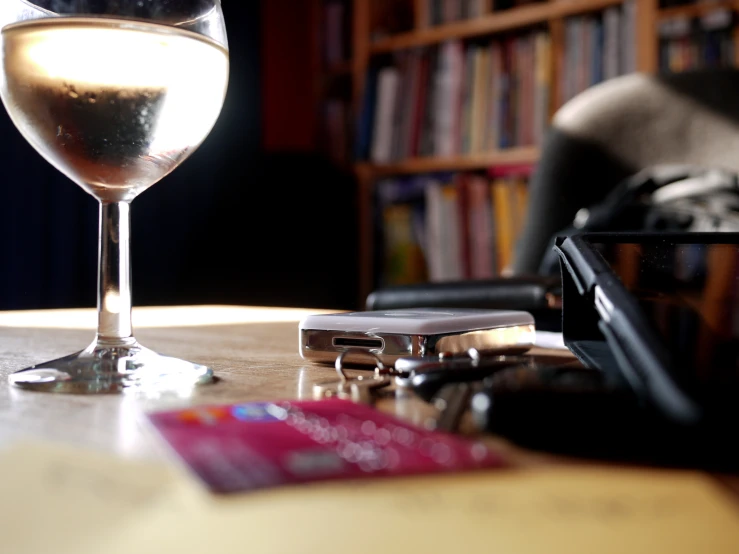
333;347;483;385
334;350;393;383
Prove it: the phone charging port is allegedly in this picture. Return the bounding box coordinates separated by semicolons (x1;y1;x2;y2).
333;337;383;349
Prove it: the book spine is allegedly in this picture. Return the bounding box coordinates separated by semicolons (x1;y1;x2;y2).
431;0;443;26
533;32;551;146
603;7;620;80
381;203;428;286
390;52;410;162
470;46;489;153
468;175;496;279
513;175;529;240
522;34;535;146
505;177;522;267
621;0;637;74
581;17;592;93
460;45;477;154
441;181;464;280
400;51;422;160
488;41;502;152
499;39;512;149
455;173;472;279
592;16;604;86
424;179;445;281
434;42;455;157
411;52;431;157
491;177;514;275
355;66;378;160
576;17;586;97
514;38;525;147
371;67;400;164
450;41;466;156
378;177;430;286
420;48;440;157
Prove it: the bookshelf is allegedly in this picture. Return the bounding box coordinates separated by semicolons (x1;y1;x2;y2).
314;0;735;303
370;0;627;53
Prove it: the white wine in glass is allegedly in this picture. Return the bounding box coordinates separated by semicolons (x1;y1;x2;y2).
0;0;229;393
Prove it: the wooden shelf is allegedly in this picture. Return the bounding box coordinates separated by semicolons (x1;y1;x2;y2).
357;147;541;176
370;0;624;54
658;0;737;20
309;0;669;302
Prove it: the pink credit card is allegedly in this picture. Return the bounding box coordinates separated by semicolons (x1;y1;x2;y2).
146;399;506;494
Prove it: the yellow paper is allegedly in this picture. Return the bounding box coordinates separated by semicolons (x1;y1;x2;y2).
1;441;738;554
0;441;182;554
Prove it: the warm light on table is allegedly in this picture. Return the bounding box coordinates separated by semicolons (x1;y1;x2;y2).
0;305;335;329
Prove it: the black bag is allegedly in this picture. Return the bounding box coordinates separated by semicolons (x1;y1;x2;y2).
554;232;739;471
538;164;739;275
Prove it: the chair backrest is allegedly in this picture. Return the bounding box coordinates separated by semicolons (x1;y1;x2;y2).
556;70;739;173
511;69;739;276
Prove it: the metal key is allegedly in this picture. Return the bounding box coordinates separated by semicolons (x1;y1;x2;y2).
313;374;391;404
313;350;393;404
395;353;530;393
427;382;475;432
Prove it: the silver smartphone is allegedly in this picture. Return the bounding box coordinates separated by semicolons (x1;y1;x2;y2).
299;307;535;366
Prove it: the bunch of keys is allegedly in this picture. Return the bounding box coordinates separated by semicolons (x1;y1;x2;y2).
312;349;531;432
396;349;532;432
394;349;531;401
312;351;399;404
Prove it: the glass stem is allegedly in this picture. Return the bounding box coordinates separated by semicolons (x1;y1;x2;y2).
97;201;133;344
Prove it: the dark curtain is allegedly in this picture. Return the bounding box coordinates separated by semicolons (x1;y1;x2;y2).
0;2;358;311
0;117;98;309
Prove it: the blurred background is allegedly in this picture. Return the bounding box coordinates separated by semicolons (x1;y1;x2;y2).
0;1;359;312
0;0;735;312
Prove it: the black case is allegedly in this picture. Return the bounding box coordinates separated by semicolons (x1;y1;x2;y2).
554;232;739;471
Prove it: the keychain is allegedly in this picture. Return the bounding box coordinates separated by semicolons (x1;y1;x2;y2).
312;349;533;434
313;349;528;404
312;351;399;404
394;349;530;398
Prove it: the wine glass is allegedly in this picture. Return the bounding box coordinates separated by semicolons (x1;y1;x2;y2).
0;0;229;393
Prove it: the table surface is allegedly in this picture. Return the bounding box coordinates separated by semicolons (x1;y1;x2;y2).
0;304;736;492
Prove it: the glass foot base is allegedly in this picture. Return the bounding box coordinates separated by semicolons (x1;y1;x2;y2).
8;340;214;394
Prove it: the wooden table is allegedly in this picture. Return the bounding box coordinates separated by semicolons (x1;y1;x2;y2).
0;304;570;465
0;303;736;478
2;305;738;554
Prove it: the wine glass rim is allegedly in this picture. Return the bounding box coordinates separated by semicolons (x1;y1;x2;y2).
172;6;218;29
20;0;56;17
18;0;219;28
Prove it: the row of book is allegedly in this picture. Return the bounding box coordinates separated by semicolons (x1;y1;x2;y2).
419;0;551;27
375;167;532;286
362;29;553;163
359;1;638;163
658;9;735;72
559;2;637;106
